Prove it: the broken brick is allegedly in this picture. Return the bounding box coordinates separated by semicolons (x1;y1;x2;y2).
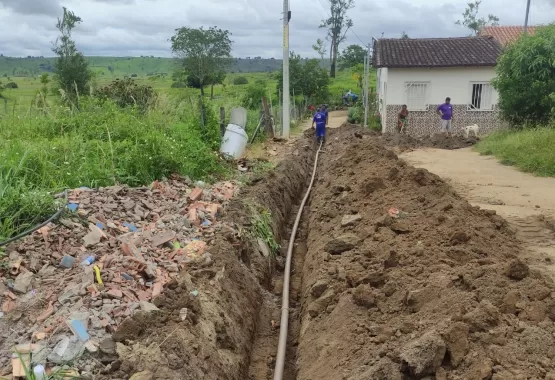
189;187;204;202
152;283;163;298
106;289;123;299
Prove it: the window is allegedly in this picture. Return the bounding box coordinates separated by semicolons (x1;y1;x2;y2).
469;82;493;110
404;82;429;111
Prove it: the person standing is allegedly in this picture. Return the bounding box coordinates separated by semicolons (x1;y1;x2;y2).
312;106;327;144
436;97;453;135
397;104;409;133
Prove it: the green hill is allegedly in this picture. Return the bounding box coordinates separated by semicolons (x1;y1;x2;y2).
0;56;304;77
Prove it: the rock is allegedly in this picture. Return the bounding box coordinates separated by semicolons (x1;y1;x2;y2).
443;322;469;367
99;338;117;356
129;371;154;380
384;250;399;268
469;358;493;379
390;221;411;234
324;234;359;254
138;301;160;312
360;177;387;195
507;259;529;280
406;287;440;313
48;336;85;364
463;300;500;332
353;284;376;308
152;231;176;247
13;272;34;294
341;214;362;227
83;225;105;247
450;231;470;245
257;238;271;258
310;280;329;298
106;289;123;299
375;215;394;228
400;331;446;377
501;290;520;314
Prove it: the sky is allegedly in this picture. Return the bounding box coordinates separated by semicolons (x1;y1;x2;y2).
0;0;554;58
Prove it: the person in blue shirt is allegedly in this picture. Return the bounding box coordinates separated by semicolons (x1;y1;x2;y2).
312;106;327;144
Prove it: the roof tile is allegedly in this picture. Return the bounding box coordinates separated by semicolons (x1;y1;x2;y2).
479;26;537;45
372;37;503;68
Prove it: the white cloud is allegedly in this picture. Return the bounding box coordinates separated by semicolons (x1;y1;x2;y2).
0;0;553;58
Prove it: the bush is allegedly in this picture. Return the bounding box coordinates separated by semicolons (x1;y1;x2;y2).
347;106;362;124
94;78;157;111
5;82;18;89
493;23;555;126
241;82;267;109
131;74;138;78
171;82;187;88
233;76;249;85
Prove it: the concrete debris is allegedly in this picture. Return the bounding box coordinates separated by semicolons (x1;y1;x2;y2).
0;175;237;374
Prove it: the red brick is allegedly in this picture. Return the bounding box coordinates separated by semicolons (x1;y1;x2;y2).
188;187;203;202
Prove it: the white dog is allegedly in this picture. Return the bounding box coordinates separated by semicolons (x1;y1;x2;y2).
463;124;479;138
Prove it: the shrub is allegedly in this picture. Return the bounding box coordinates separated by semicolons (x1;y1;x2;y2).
131;73;138;78
5;82;18;89
233;76;249;85
493;23;555;126
241;82;267;109
347;106;362;124
171;81;187;88
94;78;157;111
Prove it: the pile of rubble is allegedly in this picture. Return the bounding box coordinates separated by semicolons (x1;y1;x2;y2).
0;175;237;378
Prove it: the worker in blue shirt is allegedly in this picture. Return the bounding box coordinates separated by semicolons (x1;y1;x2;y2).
312;106;327;144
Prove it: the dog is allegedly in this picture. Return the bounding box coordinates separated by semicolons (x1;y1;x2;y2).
463;124;479;138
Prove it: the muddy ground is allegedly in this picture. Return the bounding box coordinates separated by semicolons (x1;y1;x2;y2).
381;132;479;151
295;127;555;380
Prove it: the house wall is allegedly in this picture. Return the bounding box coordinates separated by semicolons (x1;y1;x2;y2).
382;67;508;136
376;67;388;130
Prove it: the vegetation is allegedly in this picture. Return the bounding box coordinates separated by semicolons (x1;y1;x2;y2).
339;44;366;70
492;23;555;126
276;53;330;105
312;39;328;60
476;127;555;177
401;31;410;39
52;8;91;106
233;76;249;85
455;0;499;36
320;0;354;78
170;26;233;96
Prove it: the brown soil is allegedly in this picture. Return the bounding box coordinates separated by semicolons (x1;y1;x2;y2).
101;135;317;379
294;127;555;380
381;132;479;151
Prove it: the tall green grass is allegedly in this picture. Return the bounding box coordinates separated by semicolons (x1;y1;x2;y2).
0;97;228;240
475;126;555;177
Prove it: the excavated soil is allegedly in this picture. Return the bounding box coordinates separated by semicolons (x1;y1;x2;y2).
295;127;555;380
381;132;479;151
100;137;316;379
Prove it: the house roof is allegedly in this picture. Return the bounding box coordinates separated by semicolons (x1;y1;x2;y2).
372;36;503;68
479;25;537;45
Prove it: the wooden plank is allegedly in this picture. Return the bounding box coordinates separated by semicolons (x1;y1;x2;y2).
261;97;275;138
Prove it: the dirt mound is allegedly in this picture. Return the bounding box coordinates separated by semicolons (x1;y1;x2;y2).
295;127;555;380
382;132;479;151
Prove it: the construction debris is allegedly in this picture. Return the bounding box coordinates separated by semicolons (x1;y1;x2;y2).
0;175;237;375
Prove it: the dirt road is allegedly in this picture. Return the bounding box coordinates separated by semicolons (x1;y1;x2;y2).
401;147;555;275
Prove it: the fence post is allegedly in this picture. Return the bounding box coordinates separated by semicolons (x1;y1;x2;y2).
219;107;226;137
261;97;274;138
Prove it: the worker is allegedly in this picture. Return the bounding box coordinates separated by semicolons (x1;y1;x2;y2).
312;106;327;144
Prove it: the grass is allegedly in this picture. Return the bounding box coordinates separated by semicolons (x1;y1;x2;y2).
250;206;280;257
475;126;555;176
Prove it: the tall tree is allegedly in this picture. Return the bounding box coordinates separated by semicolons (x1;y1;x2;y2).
455;1;499;36
312;38;327;60
170;26;233;96
52;7;91;106
401;31;410;39
320;0;354;78
339;44;366;70
276;52;330;104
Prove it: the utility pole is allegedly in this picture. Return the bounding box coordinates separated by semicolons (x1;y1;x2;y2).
282;0;291;139
523;0;531;34
363;43;371;128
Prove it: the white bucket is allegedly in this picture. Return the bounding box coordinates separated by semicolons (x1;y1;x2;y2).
230;107;247;129
220;124;248;159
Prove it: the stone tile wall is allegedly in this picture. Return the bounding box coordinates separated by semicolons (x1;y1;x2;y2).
385;104;509;136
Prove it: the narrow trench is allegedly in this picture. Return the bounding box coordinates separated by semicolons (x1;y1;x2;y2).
247;203;310;380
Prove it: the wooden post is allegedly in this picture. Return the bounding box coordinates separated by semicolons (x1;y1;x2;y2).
219;107;226;137
261;97;274;138
199;95;205;132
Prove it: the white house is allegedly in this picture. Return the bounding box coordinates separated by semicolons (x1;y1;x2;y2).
373;36;507;135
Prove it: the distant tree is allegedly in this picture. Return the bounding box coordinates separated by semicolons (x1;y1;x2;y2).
492;24;555;126
131;73;138;77
276;52;330;104
401;31;410;39
320;0;354;78
456;0;499;36
339;44;366;70
52;7;91;106
312;38;327;60
170;26;233;96
209;71;226;99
